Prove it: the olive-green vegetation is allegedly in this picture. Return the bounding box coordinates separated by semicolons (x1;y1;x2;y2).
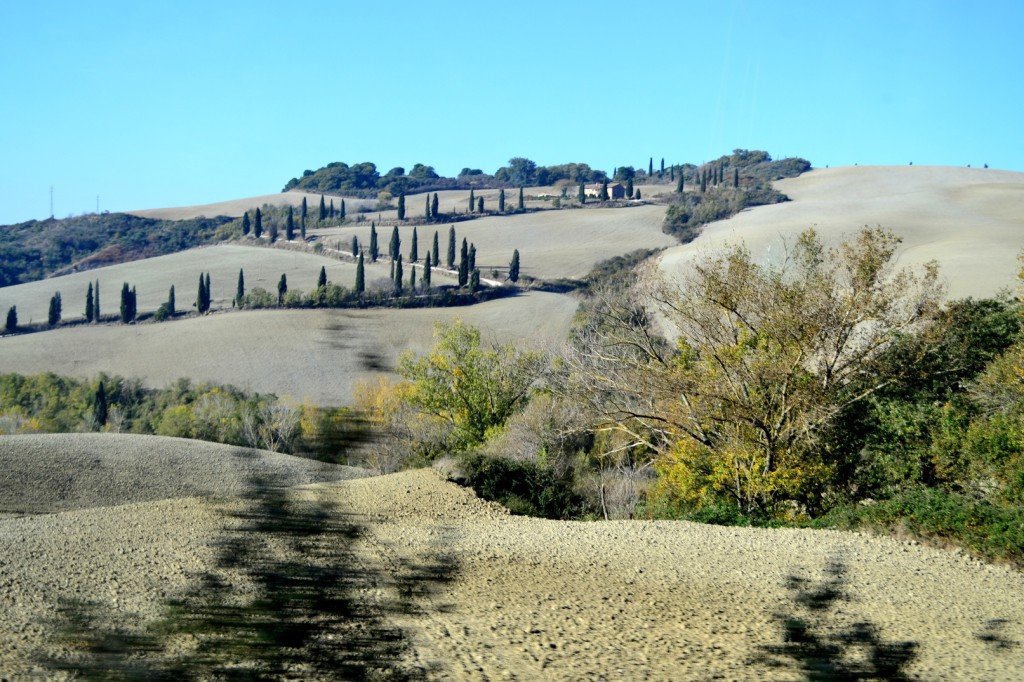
0;213;236;287
0;373;363;459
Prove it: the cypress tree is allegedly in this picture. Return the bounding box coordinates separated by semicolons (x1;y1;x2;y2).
356;252;365;293
410;264;416;291
447;227;456;268
432;230;440;267
469;188;475;212
458;238;469;286
317;265;327;289
329;199;335;218
394;255;403;293
509;249;520;283
286;205;295;240
734;167;740;188
194;274;204;311
578;182;586;204
168;284;176;315
468;243;476;272
94;280;100;321
700;169;707;193
431;193;439;220
469;269;480;294
130;287;137;322
499;188;506;212
300;213;307;240
410;226;418;262
48;292;61;327
301;197;308;229
86;282;95;322
599;180;609;201
4;306;16;333
670;165;675;182
627;177;634;198
425;194;431;220
397;193;406;220
660;158;665;178
390;259;395;280
424;252;432;289
205;273;212;311
351;235;359;257
635;189;641;199
649;157;653;176
269;219;278;243
677;172;685;193
477;196;484;213
278;273;287;305
340;199;346;220
93;381;108;428
389;226;400;261
370;223;379;261
518;186;525;210
242;212;251;236
254;208;263;238
120;283;131;322
319;195;326;221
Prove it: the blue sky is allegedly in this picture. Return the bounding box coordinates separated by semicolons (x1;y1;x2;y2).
1;0;1022;224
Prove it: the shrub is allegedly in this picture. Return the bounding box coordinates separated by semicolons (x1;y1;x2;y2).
458;452;585;519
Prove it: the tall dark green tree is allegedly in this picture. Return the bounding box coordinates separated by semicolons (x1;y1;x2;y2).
670;165;675;182
649;157;653;176
578;182;587;204
397;193;406;220
469;268;480;294
269;219;278;243
205;273;211;310
431;193;439;219
477;196;484;213
677;173;685;193
660;158;665;178
277;273;288;305
447;227;456;268
47;292;61;327
254;207;263;238
468;243;476;272
351;235;359;257
85;282;95;322
339;199;346;220
599;180;609;201
4;306;16;333
168;284;176;315
242;212;251;236
518;186;525;210
319;195;327;221
93;381;108;429
394;255;403;293
410;227;418;262
196;274;206;313
389;226;400;261
469;188;476;212
317;265;327;289
286;205;295;240
410;264;416;291
734;167;740;188
94;280;100;321
432;230;440;267
499;188;506;212
370;223;379;261
509;249;520;283
423;252;432;289
425;194;431;220
458;238;469;286
634;188;641;199
355;252;365;294
627;177;635;198
329;199;335;218
120;283;132;323
130;286;137;321
300;197;308;230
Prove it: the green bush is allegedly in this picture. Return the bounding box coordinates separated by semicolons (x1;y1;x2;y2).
458;452;585;520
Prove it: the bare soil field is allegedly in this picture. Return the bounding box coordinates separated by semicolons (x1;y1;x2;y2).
1;465;1021;679
0;292;577;405
0;433;369;515
313;204;675;280
0;244;393;324
127;190;377;220
660;166;1024;299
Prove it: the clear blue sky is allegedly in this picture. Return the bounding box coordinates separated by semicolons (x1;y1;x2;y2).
1;0;1022;224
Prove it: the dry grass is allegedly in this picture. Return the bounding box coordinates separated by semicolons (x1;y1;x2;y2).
0;292;577;405
127;190;377;220
659;165;1024;299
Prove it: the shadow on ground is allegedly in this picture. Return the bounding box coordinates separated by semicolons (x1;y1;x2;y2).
754;557;919;680
40;471;458;679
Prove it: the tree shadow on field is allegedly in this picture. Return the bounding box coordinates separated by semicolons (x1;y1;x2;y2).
41;471;459;680
754;557;919;681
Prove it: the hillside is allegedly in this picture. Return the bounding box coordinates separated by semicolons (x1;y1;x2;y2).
1;466;1021;678
0;292;577;405
659;165;1024;299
